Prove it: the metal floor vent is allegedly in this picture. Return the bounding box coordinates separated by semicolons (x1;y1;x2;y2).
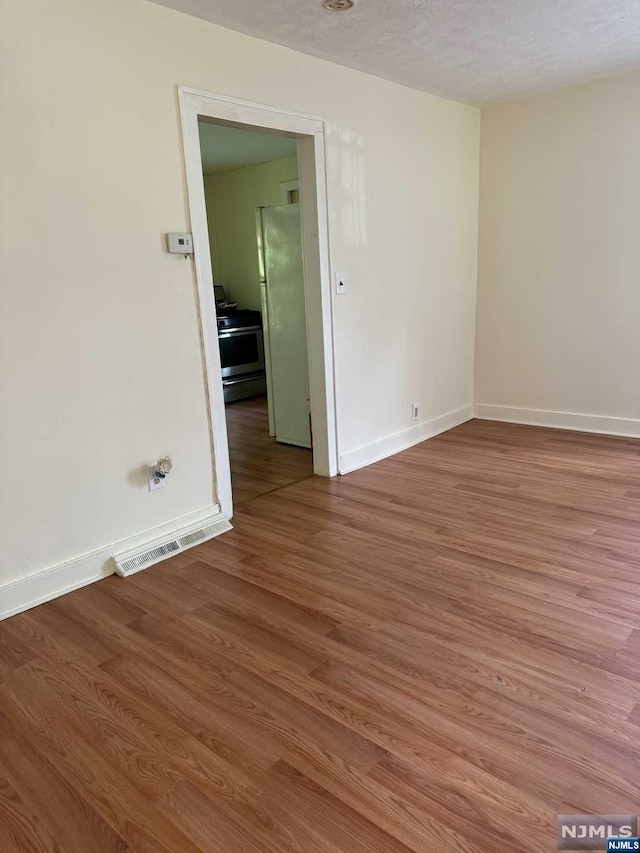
178;523;220;548
117;541;180;576
113;515;232;578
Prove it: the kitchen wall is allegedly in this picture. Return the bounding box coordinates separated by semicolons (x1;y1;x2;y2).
203;155;298;312
475;70;640;434
0;0;479;611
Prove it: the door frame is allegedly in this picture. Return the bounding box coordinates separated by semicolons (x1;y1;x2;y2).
178;86;339;519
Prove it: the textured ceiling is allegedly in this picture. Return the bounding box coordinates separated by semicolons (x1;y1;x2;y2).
199;121;297;173
150;0;640;103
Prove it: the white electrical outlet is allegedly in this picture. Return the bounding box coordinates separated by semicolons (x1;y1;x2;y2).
148;465;166;491
411;402;420;422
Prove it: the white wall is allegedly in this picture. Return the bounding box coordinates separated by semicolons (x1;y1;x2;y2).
476;71;640;433
0;0;479;605
204;156;298;312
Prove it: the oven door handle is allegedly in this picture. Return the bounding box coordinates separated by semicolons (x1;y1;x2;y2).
218;326;262;339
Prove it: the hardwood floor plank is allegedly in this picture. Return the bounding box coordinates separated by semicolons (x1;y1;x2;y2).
0;623;38;677
244;760;416;853
0;680;205;852
157;780;269;853
100;651;287;776
0;712;129;853
102;638;385;774
0;775;65;853
367;753;552;853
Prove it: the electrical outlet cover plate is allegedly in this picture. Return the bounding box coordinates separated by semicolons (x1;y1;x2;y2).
412;403;420;422
148;465;166;491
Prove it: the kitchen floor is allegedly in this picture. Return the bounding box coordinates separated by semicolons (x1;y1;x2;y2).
225;395;314;505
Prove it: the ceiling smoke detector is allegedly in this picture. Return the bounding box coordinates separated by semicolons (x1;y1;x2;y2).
323;0;355;10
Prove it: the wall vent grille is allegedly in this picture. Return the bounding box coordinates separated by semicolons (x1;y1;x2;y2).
178;529;205;548
113;515;232;578
177;523;222;548
118;541;180;576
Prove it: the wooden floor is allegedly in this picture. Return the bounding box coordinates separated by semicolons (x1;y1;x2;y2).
225;395;313;505
2;419;640;851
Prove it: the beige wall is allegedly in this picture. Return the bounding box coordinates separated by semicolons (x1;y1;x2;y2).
476;71;640;427
204;156;298;312
0;0;479;594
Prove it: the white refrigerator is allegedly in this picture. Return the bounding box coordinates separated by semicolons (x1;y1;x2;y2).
256;203;312;449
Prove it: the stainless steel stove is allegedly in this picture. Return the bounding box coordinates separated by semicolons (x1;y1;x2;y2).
215;291;267;403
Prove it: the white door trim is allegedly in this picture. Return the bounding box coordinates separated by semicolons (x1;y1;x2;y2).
178;87;339;517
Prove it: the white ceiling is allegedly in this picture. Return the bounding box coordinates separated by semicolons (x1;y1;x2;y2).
151;0;640;104
199;121;298;173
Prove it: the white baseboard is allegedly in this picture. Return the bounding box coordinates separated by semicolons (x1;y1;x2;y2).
0;505;231;621
339;404;473;475
474;404;640;438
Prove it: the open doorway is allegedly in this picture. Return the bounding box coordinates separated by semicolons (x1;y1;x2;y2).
178;87;338;521
198;121;314;504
